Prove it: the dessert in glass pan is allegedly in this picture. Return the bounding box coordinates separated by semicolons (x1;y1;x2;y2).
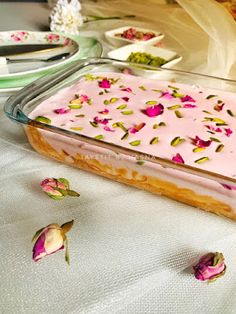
5;59;236;220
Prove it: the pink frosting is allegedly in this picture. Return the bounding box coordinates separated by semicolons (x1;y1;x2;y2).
29;72;236;182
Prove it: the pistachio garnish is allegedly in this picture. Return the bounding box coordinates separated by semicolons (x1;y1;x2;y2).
227;109;235;117
35;116;51;124
121;132;129;140
90;121;98;128
121;110;134;115
129;140;141;146
69;104;83;109
167;105;182;110
70;127;84;131
94;134;104;140
146;100;157;105
175;110;183;118
193;147;206;153
116;104;127;110
194;157;209;164
171;136;185;147
215;144;224;152
150;137;159;145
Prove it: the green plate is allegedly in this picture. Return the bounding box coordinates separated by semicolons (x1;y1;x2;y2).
0;32;102;89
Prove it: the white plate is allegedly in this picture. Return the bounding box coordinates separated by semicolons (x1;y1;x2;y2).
107;44;182;78
0;31;78;79
0;33;103;90
105;26;164;47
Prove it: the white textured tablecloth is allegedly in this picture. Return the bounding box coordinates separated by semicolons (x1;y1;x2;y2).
1;1;236;313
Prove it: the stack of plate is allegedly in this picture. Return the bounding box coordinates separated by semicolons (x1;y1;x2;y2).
0;31;103;95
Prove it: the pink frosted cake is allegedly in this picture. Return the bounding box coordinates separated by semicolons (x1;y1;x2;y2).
27;72;236;219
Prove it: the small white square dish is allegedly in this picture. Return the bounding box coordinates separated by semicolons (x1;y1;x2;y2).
107;44;182;69
108;44;182;80
105;26;164;47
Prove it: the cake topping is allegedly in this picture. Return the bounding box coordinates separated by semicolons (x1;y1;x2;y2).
150;137;159;145
30;72;236;184
35;116;51;124
98;78;111;89
145;103;164;117
171;137;185;147
172;153;185;164
129;122;146;134
129;140;141;146
54;107;71;114
192;136;212;148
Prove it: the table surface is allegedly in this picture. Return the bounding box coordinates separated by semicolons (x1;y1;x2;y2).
1;1;236;314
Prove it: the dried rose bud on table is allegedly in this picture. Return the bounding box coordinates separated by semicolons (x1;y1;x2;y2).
193;252;226;282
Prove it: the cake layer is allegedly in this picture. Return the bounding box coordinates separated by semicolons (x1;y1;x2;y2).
25;126;236;220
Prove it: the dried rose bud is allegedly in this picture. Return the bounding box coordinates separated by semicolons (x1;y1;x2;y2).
32;220;74;264
40;178;80;200
193;252;226;282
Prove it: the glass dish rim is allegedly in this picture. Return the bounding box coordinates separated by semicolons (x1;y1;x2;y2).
4;57;236;187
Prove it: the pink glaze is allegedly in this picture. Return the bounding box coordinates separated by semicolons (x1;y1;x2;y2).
29;72;236;205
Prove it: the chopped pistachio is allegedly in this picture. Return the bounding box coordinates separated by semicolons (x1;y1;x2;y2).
168;85;179;90
90;121;98;127
175;110;183;118
94;134;104;140
121;110;134;115
202;110;212;115
193;147;206;153
167;105;182;110
215;144;224;152
150;137;159;145
69;104;83;109
146;100;157;105
70;127;84;131
129;140;141;146
110;97;119;103
136;161;145;166
121;132;129;140
116;104;127;110
227;109;235;117
35;116;51;124
210;137;221;143
194;157;209;164
104;99;110;105
171;136;185;147
206;94;217;99
139;86;147;91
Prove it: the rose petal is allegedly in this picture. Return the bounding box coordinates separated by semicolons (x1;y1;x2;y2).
98;79;111;89
54;107;71;114
225;128;233;137
104;126;115;132
172;153;185;164
221;183;236;190
183;104;197;108
161;91;174;99
121;87;132;93
98;109;109;114
145;104;164;117
32;232;46;261
129;122;146;134
94;116;109;125
193;136;212;148
181;95;196;102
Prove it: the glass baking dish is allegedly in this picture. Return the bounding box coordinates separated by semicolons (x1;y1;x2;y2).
4;58;236;220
